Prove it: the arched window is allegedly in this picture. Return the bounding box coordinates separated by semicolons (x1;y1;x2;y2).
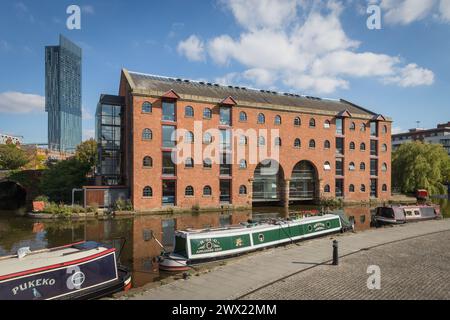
349;162;356;171
294;117;301;126
382;163;388;172
203;158;212;169
274;115;282;125
258;136;266;146
350;122;356;131
350;142;356;150
239;111;247;122
349;184;355;193
360;143;366;151
324;161;331;171
382;184;388;192
294;138;301;148
382;144;388;152
382;125;388;134
142;129;152;140
324;120;331;129
203;108;212;119
360;162;366;171
143;186;153;197
203;132;213;144
142;102;152;113
143;156;153;168
324;185;331;193
239;135;248;146
258;113;265;124
309;139;316;149
309;118;316;128
239;159;247;169
361;123;367;132
185;186;194;196
239;185;247;195
203;186;212;196
185;131;194;144
274;137;282;147
185;157;194;168
361;184;366;192
324;140;331;149
185;106;194;118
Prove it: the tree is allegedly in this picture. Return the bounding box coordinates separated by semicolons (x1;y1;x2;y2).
75;139;98;169
40;158;91;203
0;144;30;170
392;141;450;195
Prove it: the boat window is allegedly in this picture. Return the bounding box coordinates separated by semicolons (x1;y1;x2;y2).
414;210;421;216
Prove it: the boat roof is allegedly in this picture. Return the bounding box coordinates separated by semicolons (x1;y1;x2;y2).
177;214;339;237
0;242;112;279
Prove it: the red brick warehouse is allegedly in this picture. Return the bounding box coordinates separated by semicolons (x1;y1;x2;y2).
93;69;392;212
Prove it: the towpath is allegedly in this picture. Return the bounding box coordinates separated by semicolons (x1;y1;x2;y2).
119;219;450;300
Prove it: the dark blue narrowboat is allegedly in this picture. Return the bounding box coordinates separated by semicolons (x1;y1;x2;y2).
0;241;131;300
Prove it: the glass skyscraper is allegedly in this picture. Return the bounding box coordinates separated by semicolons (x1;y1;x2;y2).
45;35;82;152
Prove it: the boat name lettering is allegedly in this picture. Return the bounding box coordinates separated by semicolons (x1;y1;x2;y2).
11;278;56;296
196;239;222;253
313;223;326;231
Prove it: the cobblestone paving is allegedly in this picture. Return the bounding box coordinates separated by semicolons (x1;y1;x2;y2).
242;231;450;300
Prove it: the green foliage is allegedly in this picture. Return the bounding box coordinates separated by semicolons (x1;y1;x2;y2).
0;145;30;170
319;197;343;208
392;141;450;195
114;198;133;211
40;158;91;203
75;139;98;168
34;195;49;203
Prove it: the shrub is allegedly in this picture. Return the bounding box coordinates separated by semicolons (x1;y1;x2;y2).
34;195;49;203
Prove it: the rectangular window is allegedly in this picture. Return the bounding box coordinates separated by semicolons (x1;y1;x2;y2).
220;129;232;151
336;138;344;156
162;151;176;176
162;125;176;148
370;121;378;137
336;179;344;197
370;159;378;176
336;118;343;135
162;180;176;206
220;180;231;203
371;179;378;198
220;107;231;126
220;153;232;176
371;140;378;156
336;159;344;176
162;101;176;122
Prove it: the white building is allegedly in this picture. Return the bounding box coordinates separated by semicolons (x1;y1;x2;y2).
392;122;450;155
0;133;23;146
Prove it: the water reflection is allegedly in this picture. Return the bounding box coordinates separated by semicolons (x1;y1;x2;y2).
1;200;448;288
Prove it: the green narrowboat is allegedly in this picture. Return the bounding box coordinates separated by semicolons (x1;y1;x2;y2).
159;214;343;271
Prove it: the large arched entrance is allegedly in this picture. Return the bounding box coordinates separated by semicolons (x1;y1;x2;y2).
252;159;285;203
290;161;319;202
0;180;27;211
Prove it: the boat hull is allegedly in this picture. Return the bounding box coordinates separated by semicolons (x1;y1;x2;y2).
160;215;342;271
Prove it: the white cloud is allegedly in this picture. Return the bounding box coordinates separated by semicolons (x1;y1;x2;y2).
0;92;44;114
177;35;205;62
383;63;435;87
439;0;450;21
381;0;437;25
82;107;93;120
180;0;435;94
222;0;301;31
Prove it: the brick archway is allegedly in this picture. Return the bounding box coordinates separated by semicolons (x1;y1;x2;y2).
252;159;286;204
289;160;319;202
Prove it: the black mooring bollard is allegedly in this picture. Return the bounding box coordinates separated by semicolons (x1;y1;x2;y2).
332;240;339;266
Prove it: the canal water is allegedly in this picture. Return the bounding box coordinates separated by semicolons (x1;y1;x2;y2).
1;200;449;289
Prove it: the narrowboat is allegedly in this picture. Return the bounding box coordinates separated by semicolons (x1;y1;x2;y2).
374;204;441;225
0;241;132;300
159;213;345;272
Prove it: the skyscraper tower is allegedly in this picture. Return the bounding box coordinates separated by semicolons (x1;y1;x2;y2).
45;35;82;152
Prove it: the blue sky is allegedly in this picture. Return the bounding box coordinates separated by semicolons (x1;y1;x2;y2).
0;0;449;143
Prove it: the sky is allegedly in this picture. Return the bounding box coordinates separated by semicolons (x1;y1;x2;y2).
0;0;449;144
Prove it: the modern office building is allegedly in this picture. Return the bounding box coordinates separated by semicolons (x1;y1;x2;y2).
91;69;392;212
45;35;82;153
392;122;450;156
